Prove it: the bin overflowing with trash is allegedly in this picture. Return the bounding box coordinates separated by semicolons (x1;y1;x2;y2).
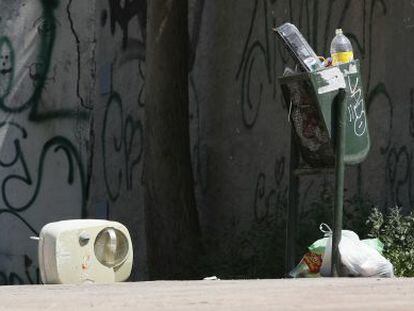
276;23;370;167
276;22;372;277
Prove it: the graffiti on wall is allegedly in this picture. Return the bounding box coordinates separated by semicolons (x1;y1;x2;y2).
253;157;287;224
235;0;273;129
99;0;147;204
98;0;414;279
108;0;147;50
102;93;143;202
101;0;206;202
0;255;40;285
1;0;410;283
236;0;400;205
0;0;90;283
230;0;414;278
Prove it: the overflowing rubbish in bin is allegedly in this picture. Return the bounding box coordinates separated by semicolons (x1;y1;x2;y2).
275;23;370;167
274;23;355;71
289;224;394;278
280;69;335;167
276;22;371;276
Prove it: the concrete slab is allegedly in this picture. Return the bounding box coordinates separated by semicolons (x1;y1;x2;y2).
0;278;414;310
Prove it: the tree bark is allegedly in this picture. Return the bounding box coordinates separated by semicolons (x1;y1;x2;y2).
144;0;202;280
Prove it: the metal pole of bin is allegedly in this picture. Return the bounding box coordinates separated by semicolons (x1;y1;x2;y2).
331;88;346;277
286;128;300;275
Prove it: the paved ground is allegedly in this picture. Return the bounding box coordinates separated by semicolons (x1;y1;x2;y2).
0;278;414;310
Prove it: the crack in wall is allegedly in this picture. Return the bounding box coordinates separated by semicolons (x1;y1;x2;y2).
67;0;91;110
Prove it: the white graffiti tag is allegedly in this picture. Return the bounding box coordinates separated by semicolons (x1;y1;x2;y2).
347;75;367;137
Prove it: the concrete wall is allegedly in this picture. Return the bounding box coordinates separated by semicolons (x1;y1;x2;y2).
189;0;414;278
90;0;148;280
2;0;414;283
0;0;95;283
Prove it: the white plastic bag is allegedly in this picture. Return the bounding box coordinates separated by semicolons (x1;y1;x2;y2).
320;225;394;277
339;232;394;277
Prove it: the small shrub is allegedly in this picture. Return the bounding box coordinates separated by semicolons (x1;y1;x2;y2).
366;207;414;277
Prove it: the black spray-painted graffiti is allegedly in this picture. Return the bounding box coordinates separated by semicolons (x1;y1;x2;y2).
236;0;272;129
409;89;414;139
0;253;39;285
107;0;147;50
0;0;88;121
100;1;147;207
0;37;14;100
0;124;85;284
0;123;85;214
238;0;395;206
386;146;412;209
0;0;89;284
102;0;206;200
102;93;143;202
253;157;287;224
236;0;389;131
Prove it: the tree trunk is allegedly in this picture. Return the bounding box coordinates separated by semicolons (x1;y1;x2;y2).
144;0;202;280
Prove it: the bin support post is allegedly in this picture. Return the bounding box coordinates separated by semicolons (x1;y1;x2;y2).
331;88;346;277
286;128;300;275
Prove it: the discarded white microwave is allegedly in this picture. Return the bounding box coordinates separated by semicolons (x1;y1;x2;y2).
38;219;133;284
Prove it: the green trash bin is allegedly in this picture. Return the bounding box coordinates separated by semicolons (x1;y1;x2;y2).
279;60;370;276
279;60;370;166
